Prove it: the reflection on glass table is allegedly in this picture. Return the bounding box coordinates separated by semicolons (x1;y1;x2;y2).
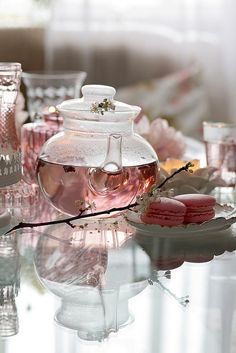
0;232;20;338
34;218;151;341
1;204;236;352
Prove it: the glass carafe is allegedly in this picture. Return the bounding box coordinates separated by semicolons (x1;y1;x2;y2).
36;85;160;216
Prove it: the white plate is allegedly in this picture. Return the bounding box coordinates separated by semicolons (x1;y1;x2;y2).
125;204;236;237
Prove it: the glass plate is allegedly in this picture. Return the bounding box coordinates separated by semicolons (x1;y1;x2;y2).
125;204;236;236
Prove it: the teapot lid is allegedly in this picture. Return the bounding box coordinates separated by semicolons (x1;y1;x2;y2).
57;84;141;121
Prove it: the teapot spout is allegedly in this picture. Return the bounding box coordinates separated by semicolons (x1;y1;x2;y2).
101;134;122;173
88;134;125;196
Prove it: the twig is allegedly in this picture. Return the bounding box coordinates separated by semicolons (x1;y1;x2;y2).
152;161;194;191
4;161;193;235
149;277;190;307
5;204;137;234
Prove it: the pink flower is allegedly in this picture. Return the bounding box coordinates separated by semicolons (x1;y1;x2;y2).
144;118;186;161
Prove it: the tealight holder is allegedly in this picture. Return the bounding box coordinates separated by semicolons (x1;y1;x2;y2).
21;112;63;185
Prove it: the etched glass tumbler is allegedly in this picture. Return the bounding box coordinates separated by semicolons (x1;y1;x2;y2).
22;71;87;120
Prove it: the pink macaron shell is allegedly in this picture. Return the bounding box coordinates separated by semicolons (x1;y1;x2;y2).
185;205;214;213
174;194;216;224
148;198;186;214
141;213;185;226
174;194;216;207
140;197;186;226
184;209;215;224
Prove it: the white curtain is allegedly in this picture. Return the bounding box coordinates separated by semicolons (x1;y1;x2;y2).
46;0;236;123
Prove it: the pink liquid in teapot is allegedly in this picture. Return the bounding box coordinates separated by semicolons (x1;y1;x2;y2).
36;159;159;216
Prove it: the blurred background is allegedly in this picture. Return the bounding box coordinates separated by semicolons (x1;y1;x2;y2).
0;0;235;136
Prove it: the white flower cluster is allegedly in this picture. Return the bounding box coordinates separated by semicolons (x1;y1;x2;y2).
136;188;174;213
160;166;226;195
75;199;96;212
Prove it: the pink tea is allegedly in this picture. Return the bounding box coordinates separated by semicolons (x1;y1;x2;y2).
36;159;159;216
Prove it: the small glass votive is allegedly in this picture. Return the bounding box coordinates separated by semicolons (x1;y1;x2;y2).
21;115;63;185
22;71;87;120
203;121;236;205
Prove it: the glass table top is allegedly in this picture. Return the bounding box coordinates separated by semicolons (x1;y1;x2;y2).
0;188;236;353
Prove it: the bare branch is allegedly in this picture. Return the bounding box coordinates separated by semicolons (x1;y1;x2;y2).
3;161;193;235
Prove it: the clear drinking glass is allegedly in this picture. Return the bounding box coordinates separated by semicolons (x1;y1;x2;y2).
203;121;236;204
22;71;87;120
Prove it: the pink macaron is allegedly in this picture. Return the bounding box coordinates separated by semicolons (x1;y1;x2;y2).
141;197;187;226
174;194;216;224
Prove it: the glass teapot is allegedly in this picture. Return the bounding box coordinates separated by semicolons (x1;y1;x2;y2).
36;85;160;216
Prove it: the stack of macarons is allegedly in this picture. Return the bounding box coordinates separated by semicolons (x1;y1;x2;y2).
174;194;216;224
140;194;216;227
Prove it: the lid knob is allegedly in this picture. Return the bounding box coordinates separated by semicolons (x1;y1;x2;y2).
82;85;116;102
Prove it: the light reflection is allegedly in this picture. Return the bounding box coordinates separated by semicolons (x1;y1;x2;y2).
135;228;236;353
0;231;20;337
